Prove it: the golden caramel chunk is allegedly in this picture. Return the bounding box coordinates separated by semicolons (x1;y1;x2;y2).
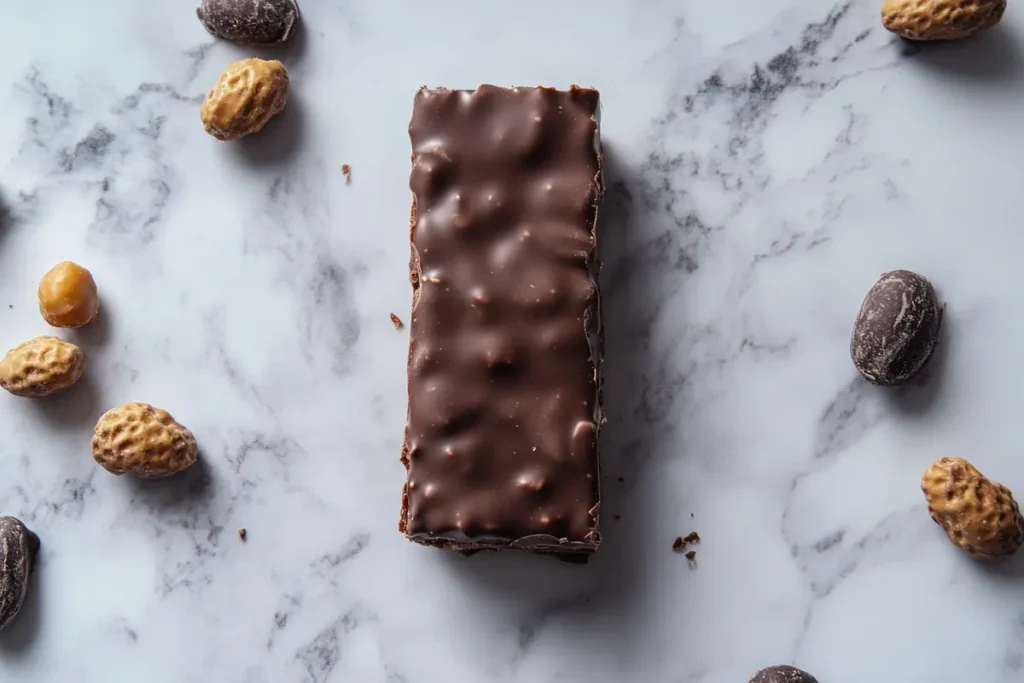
92;403;198;478
0;336;84;398
922;456;1024;560
200;58;289;141
882;0;1005;40
37;261;99;328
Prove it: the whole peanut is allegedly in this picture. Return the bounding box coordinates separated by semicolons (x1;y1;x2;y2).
0;337;84;398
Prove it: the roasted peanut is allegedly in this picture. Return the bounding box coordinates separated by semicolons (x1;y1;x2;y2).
92;403;198;478
882;0;1005;40
0;336;84;398
922;456;1024;560
200;58;289;141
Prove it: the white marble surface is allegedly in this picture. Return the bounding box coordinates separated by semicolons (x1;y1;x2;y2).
2;0;1024;681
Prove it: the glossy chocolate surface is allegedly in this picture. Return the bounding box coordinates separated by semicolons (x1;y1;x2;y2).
401;85;603;554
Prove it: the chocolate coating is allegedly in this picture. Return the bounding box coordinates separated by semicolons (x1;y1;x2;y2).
196;0;299;45
0;516;39;631
851;269;941;386
750;665;818;683
400;86;603;556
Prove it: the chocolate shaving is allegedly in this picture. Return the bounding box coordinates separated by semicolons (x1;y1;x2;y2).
341;164;351;182
390;313;404;329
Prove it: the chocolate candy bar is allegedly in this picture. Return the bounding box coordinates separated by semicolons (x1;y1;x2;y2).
400;85;603;557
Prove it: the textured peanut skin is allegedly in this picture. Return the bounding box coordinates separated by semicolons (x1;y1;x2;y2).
200;58;288;141
0;336;84;398
196;0;300;46
92;403;198;478
882;0;1005;40
922;457;1024;560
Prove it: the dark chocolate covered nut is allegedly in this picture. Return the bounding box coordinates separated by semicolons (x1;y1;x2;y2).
196;0;299;45
750;665;818;683
850;269;941;386
0;516;39;631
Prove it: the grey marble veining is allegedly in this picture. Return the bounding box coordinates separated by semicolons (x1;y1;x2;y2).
2;1;1024;681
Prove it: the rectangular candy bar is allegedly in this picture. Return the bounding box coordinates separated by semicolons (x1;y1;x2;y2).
400;85;604;557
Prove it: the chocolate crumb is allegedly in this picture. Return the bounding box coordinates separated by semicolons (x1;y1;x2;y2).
617;476;624;483
238;528;247;540
673;531;701;552
390;313;404;329
614;515;621;521
685;550;697;564
342;164;351;182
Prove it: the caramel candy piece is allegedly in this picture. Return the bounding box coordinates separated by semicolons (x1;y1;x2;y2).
38;261;99;328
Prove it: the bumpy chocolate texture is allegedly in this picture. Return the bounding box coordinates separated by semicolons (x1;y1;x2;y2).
400;86;603;556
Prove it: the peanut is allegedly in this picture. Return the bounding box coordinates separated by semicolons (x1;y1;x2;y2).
882;0;1005;40
92;403;198;478
0;336;84;398
200;58;289;141
922;456;1024;559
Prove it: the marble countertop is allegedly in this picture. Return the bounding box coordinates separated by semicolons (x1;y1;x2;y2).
3;0;1024;681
